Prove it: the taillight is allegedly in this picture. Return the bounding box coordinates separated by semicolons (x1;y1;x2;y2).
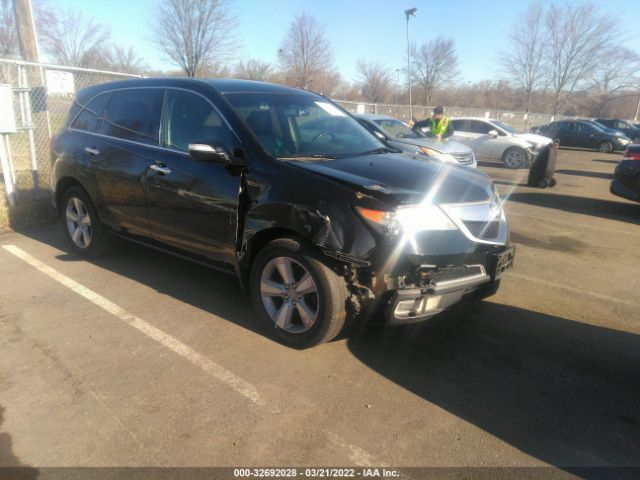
623;149;640;160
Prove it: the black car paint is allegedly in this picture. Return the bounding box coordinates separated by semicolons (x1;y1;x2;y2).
595;119;640;143
610;145;640;203
52;78;508;305
534;120;628;151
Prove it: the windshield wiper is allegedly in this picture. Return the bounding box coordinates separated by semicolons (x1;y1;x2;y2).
358;147;400;156
278;154;338;160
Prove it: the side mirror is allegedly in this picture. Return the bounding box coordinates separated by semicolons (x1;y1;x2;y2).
373;130;386;141
189;143;237;165
488;129;499;138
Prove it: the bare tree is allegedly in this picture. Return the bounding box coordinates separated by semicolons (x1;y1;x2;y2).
38;7;111;68
278;13;334;90
411;37;459;105
546;2;619;114
0;0;18;58
356;60;393;103
152;0;237;77
499;2;547;112
105;45;148;74
234;58;273;81
588;47;640;115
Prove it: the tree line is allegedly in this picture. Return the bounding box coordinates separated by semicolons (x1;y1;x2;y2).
1;0;639;118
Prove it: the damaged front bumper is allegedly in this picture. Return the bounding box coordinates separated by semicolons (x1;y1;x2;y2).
382;247;515;324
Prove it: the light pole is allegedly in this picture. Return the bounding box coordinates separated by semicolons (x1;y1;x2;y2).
405;7;417;121
395;68;400;108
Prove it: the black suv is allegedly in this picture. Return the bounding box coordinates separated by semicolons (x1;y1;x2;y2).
533;120;631;153
594;119;640;144
52;78;514;347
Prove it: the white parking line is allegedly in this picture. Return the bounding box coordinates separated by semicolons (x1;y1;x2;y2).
511;272;640;308
3;243;387;467
2;244;264;406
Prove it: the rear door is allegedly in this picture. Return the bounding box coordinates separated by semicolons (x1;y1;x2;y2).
144;88;242;268
94;87;164;237
450;119;473;147
576;122;599;149
555;121;576;147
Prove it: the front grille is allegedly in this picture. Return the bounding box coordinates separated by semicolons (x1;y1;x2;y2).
451;152;474;165
463;220;499;240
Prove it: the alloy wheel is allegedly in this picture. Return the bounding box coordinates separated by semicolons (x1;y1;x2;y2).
505;149;526;168
260;256;319;334
65;197;92;249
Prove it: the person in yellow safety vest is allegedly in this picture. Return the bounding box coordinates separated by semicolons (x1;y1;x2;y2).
414;106;454;141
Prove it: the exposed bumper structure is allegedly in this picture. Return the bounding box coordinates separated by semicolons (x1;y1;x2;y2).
383;248;515;324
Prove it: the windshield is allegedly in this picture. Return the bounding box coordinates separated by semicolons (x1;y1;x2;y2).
374;118;423;139
492;120;521;134
224;93;385;158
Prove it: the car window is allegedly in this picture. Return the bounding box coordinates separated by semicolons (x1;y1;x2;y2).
615;121;630;129
557;122;573;133
162;89;234;153
374;119;420;138
70;92;111;133
578;123;595;134
451;119;467;131
103;88;164;145
225;93;384;158
467;120;493;134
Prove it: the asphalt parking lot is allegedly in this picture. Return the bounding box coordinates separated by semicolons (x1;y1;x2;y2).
0;148;639;474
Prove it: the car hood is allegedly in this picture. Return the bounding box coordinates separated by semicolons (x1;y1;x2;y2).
515;133;553;148
290;153;493;206
395;136;473;154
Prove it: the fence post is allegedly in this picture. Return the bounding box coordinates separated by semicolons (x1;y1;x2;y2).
18;65;39;192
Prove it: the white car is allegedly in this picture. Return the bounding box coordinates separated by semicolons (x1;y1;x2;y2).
450;118;553;169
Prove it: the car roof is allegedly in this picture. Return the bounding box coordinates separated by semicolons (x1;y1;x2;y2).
75;77;317;105
453;117;495;121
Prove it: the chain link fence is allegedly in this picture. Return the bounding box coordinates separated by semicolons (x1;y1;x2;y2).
333;100;568;132
0;59;142;227
0;59;571;228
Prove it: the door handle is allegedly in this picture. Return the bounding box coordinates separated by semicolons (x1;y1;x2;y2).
149;164;171;175
84;147;100;156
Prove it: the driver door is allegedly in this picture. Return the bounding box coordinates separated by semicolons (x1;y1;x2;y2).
144;88;242;269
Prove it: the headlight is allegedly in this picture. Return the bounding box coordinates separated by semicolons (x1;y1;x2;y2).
356;205;457;237
619;138;630;145
419;146;456;163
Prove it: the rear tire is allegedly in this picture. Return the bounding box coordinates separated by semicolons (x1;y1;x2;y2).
60;186;114;258
502;147;528;169
249;238;349;348
598;141;613;153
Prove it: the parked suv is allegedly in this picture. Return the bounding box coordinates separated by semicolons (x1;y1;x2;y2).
533;120;631;153
450;118;544;169
52;78;514;347
594;119;640;144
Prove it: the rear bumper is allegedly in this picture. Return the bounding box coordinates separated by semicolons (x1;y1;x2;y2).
381;247;515;324
610;179;639;202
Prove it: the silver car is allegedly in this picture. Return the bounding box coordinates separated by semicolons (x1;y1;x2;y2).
355;114;477;168
451;117;552;169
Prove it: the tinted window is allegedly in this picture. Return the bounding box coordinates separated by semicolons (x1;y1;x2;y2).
451;119;467;131
578;123;595;134
557;122;573;133
70;92;111;133
104;89;163;145
467;120;493;134
162;89;234;153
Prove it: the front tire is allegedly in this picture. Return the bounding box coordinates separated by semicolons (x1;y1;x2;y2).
598;141;613;153
502;147;528;169
249;238;349;348
60;186;114;258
